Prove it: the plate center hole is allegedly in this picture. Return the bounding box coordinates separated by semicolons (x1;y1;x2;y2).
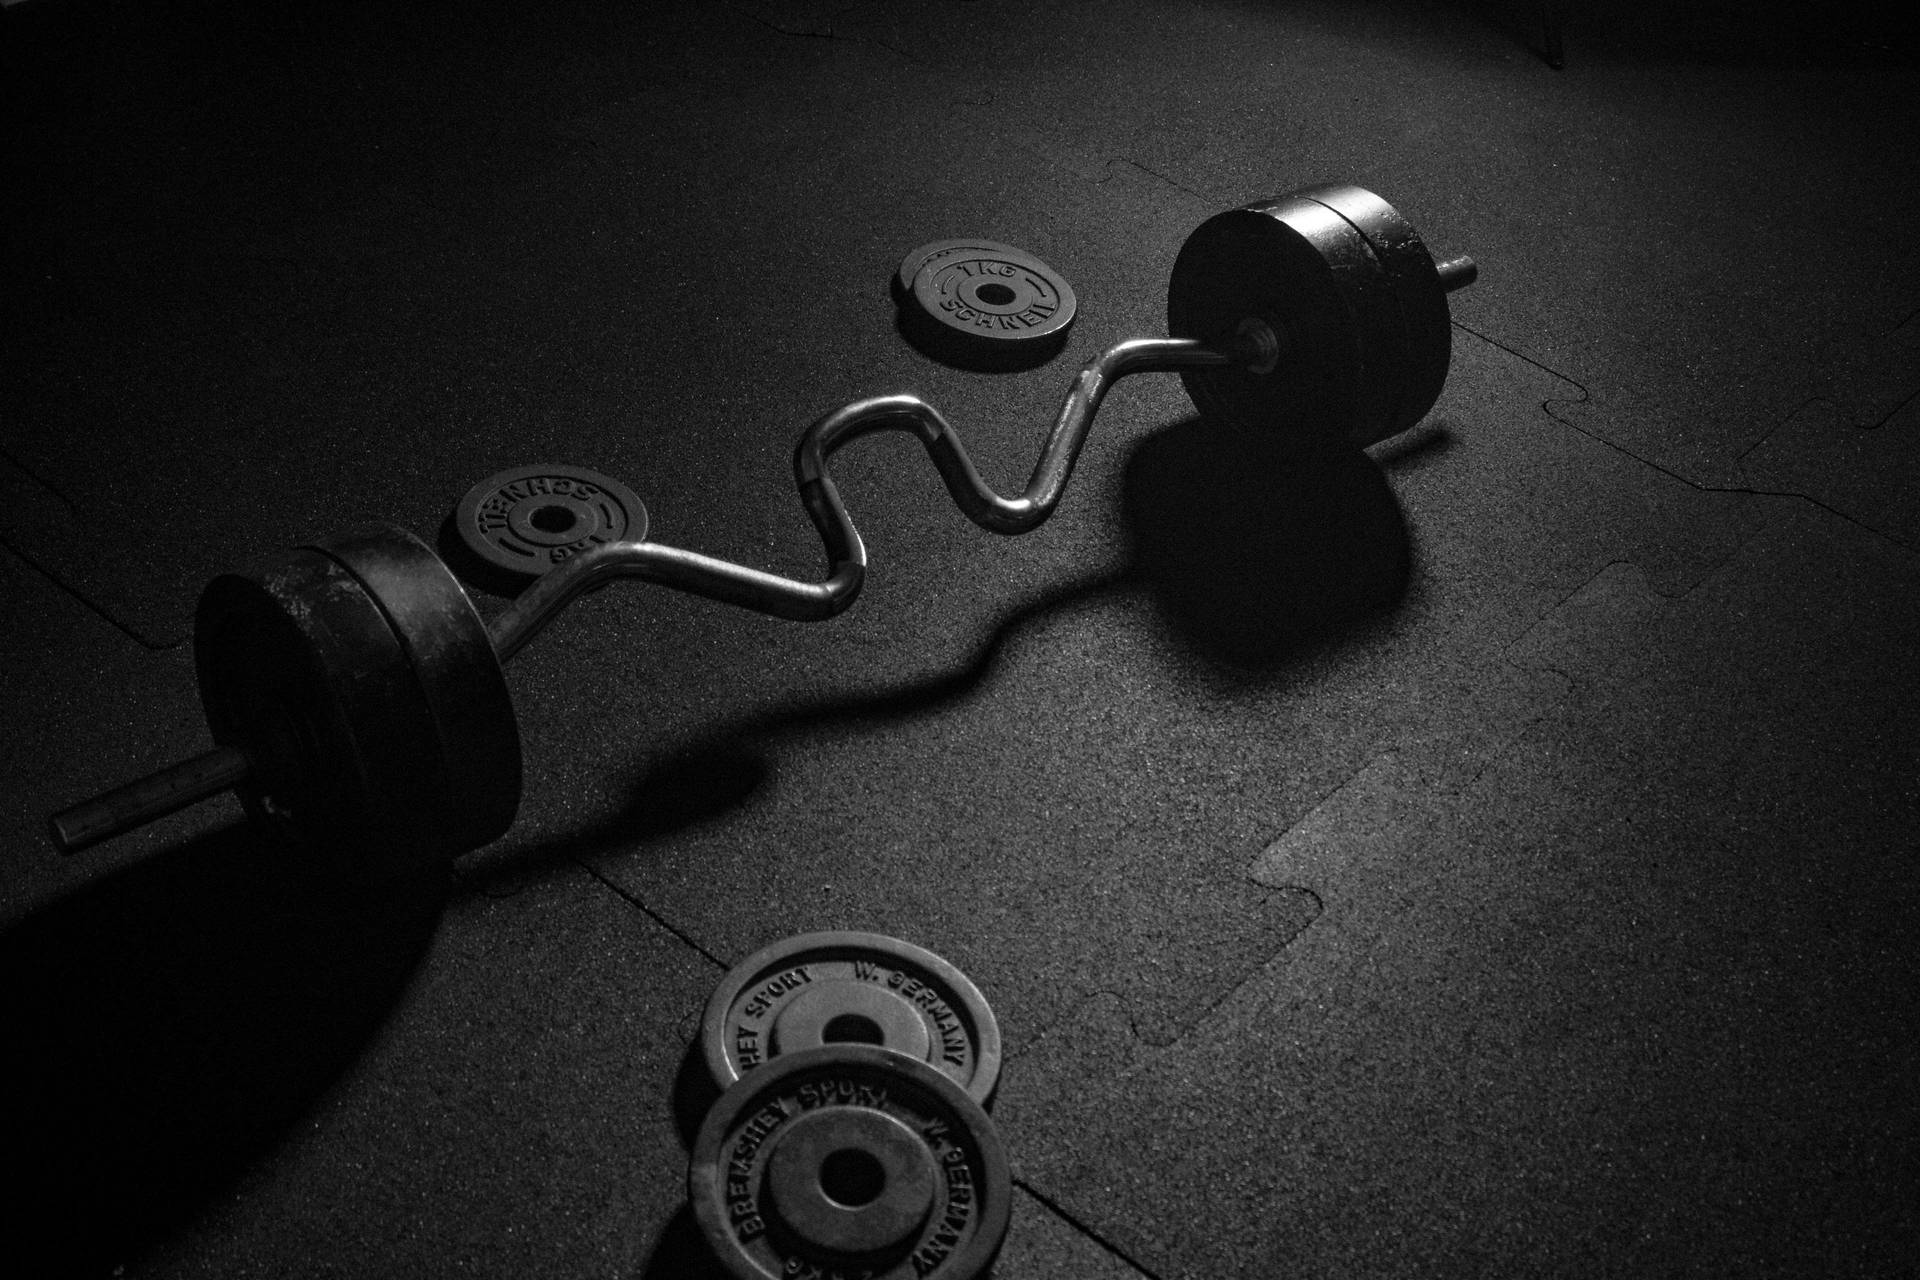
819;1148;886;1208
975;282;1016;306
823;1013;885;1045
530;504;577;533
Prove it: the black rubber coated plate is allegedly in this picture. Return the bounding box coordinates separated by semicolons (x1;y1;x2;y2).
1293;183;1451;439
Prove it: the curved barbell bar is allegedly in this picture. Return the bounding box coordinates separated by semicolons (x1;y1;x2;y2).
487;336;1237;658
45;336;1239;853
488;249;1480;656
48;186;1480;858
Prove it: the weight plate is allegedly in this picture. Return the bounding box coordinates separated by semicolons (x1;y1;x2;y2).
702;931;1002;1108
689;1045;1012;1280
313;526;522;872
196;542;444;877
902;245;1076;371
1292;184;1451;439
1169;191;1404;447
894;238;1051;300
450;464;648;587
195;525;523;879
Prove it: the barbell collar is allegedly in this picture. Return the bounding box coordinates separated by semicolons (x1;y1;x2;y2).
48;744;251;854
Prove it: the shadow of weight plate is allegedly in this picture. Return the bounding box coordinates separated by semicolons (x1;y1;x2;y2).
689;1045;1012;1280
899;240;1076;371
702;931;1002;1107
449;464;648;591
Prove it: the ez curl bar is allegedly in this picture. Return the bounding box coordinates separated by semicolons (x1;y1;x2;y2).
49;184;1476;879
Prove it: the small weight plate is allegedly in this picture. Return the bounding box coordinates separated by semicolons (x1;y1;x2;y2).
702;931;1002;1107
689;1045;1012;1280
902;244;1076;371
450;464;648;587
894;238;1050;300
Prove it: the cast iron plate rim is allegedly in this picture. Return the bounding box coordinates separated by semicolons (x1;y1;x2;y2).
688;1044;1012;1280
894;237;1054;298
700;929;1004;1106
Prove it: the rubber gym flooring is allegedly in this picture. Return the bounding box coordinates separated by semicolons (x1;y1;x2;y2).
3;1;1917;1276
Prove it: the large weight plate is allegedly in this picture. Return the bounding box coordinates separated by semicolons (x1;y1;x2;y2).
196;540;437;876
1169;189;1408;447
450;464;648;590
702;931;1003;1107
314;526;522;869
1292;184;1452;438
689;1046;1012;1280
195;525;522;878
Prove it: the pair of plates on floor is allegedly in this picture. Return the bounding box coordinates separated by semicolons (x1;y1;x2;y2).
445;241;1076;589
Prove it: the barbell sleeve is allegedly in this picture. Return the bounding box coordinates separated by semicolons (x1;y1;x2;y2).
49;744;252;854
1436;254;1477;292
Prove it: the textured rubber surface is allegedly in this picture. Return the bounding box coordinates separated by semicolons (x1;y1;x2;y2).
4;2;1917;1277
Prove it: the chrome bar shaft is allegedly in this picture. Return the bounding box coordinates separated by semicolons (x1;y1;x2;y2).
488;336;1232;660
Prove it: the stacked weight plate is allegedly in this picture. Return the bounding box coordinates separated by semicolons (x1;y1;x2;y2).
685;933;1011;1280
